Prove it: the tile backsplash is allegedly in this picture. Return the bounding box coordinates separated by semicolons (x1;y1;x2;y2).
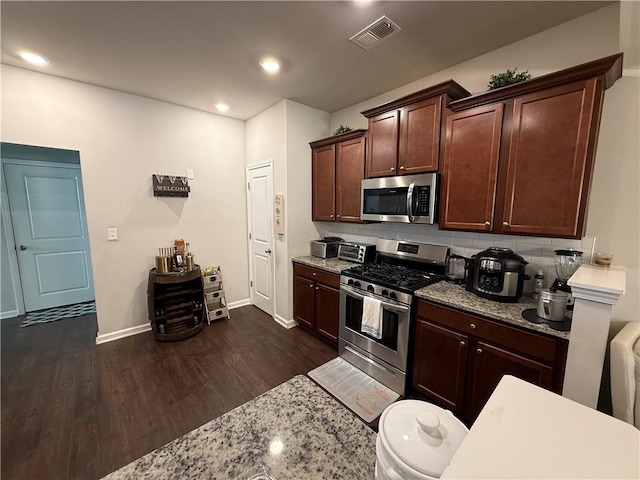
315;222;596;293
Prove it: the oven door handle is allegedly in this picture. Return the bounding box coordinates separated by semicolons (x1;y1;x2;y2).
340;285;410;315
406;181;416;223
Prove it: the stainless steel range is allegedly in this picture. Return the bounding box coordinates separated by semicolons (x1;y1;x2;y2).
339;239;449;395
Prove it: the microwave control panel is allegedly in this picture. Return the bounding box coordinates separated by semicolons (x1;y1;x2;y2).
415;186;431;216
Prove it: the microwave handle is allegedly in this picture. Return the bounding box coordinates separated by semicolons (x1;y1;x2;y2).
406;182;416;223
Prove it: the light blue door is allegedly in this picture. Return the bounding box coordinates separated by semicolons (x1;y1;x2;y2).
4;162;95;312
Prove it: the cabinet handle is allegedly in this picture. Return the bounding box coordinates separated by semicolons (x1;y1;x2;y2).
315;286;319;290
399;166;405;171
390;167;395;172
477;348;483;354
312;272;317;276
336;214;341;218
309;284;314;288
484;221;491;228
503;221;509;227
330;214;334;219
470;323;476;329
460;341;466;346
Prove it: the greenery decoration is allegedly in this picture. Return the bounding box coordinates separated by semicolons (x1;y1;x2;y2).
333;125;353;135
487;68;532;90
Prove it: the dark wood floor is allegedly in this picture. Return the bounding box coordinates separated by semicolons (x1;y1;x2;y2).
1;306;337;479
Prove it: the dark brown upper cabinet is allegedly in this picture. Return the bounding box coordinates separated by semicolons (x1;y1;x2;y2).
310;129;366;223
361;81;471;178
439;53;623;239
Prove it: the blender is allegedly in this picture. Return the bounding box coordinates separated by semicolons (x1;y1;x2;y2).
550;249;583;311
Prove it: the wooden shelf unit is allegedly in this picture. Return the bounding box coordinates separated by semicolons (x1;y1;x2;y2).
147;266;204;341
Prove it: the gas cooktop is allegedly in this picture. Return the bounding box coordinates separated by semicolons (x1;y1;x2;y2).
342;263;443;294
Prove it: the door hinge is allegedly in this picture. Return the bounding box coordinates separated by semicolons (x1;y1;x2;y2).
250;280;253;287
249;232;252;240
247;182;250;190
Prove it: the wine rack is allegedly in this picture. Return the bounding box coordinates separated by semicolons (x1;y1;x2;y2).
147;266;204;341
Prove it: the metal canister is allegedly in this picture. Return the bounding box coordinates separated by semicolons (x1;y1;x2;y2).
155;255;171;273
185;254;194;271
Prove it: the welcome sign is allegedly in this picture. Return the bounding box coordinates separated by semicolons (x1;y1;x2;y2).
152;174;190;198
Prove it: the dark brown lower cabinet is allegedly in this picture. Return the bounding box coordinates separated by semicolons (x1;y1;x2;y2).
412;300;567;424
293;263;340;347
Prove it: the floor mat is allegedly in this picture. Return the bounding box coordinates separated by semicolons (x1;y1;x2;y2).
20;301;96;328
308;357;399;423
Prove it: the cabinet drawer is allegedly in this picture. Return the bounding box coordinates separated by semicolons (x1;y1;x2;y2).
417;300;558;364
293;263;340;288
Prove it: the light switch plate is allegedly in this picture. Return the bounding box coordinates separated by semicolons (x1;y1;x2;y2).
107;228;118;241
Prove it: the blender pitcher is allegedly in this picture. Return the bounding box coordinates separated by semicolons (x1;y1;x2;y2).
550;249;583;311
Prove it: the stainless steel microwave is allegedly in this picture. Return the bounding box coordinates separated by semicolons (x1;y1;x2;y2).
361;173;437;224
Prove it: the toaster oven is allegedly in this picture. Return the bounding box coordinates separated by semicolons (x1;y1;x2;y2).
337;242;376;264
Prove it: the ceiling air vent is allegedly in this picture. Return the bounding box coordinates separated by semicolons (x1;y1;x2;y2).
349;16;401;51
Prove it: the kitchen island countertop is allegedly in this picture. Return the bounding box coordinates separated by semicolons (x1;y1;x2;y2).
415;282;570;340
103;375;376;480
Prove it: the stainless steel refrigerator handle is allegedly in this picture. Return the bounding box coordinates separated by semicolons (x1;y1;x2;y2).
407;182;416;223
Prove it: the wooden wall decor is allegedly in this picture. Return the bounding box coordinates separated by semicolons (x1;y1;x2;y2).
153;174;190;197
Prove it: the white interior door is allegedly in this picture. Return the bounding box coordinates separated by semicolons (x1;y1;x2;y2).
3;162;95;312
247;163;274;316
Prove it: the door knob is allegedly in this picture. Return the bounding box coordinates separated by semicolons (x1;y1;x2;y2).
265;248;272;254
19;245;27;251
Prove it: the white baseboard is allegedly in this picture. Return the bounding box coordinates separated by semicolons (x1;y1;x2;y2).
274;314;298;329
227;298;251;309
95;298;252;345
1;309;19;320
95;323;151;345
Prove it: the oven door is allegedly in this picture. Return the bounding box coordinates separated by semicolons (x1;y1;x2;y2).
339;284;411;372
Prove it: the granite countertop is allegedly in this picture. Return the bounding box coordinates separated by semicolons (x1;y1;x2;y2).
103;375;376;480
292;256;356;275
415;282;570;340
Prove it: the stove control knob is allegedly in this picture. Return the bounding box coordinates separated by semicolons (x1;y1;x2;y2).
381;289;389;297
367;285;375;293
389;292;398;300
353;281;361;288
347;279;354;286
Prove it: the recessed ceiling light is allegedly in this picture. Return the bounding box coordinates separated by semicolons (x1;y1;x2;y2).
259;57;281;73
18;51;49;66
215;102;230;112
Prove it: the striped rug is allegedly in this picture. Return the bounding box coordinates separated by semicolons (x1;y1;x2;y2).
20;301;96;328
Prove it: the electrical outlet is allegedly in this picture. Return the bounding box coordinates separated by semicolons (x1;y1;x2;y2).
186;168;194;179
107;228;118;241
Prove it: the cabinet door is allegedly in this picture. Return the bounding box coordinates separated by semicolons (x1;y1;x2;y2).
294;275;315;329
336;136;365;223
312;144;336;221
366;111;399;178
439;104;503;232
464;340;553;422
500;79;599;238
413;319;468;414
399;96;442;174
314;283;340;344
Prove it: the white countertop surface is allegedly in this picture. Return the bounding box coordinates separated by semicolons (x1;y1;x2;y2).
441;375;640;479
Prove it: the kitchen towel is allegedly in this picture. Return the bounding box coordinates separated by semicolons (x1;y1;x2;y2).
361;296;383;339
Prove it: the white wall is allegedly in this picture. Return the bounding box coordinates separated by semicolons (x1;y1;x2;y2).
1;65;249;338
284;100;330;320
327;3;639;325
245;101;288;319
246;99;329;323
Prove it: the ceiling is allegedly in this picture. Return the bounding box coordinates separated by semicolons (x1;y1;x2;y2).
1;1;613;120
